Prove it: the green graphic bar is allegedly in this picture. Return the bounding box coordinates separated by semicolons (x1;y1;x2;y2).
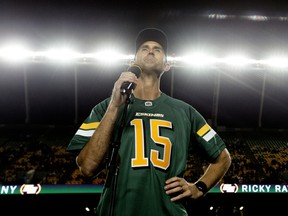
1;184;287;195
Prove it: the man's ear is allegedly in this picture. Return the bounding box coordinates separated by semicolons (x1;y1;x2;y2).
164;62;171;72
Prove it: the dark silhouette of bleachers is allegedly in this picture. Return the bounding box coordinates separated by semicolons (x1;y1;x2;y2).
1;125;287;185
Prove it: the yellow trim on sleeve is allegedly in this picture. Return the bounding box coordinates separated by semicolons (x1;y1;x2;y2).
197;123;210;137
80;122;100;130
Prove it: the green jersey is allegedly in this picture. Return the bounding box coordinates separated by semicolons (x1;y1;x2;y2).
67;93;226;216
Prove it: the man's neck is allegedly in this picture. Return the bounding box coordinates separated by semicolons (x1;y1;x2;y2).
134;91;161;101
133;85;161;101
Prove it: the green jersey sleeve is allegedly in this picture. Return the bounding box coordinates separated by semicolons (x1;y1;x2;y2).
66;98;110;151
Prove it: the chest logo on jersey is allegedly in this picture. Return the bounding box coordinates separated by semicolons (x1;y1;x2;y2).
135;112;164;118
145;101;153;106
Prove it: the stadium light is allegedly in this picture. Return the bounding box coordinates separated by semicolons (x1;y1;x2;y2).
90;49;133;65
0;44;32;63
0;44;288;71
221;54;257;67
176;53;218;68
264;56;288;68
43;48;82;63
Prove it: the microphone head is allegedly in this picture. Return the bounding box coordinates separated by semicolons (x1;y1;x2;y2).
127;64;142;78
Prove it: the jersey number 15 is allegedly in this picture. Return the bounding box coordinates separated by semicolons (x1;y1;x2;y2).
131;118;172;170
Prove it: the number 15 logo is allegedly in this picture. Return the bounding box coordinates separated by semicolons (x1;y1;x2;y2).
131;119;172;170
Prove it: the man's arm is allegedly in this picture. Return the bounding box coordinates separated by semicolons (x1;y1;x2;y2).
76;71;138;178
165;148;231;201
76;103;120;177
194;148;231;196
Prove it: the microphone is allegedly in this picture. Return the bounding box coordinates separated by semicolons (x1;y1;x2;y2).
120;64;142;95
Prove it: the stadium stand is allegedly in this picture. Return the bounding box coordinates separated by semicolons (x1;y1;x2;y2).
1;125;287;185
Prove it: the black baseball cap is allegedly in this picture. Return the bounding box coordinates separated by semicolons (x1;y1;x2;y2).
135;28;168;55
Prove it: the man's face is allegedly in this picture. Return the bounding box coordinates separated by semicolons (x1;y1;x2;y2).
134;41;167;74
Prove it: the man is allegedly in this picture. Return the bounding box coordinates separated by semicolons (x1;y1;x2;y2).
67;28;231;216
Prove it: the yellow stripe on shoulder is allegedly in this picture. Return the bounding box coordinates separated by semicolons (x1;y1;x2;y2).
197;123;210;137
80;122;100;130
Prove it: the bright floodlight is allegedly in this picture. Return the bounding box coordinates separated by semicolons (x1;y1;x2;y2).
44;48;82;63
0;42;288;71
178;53;217;67
221;54;256;67
264;56;288;68
0;44;32;62
91;49;133;65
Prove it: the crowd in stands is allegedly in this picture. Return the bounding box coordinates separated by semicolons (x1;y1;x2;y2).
0;125;287;185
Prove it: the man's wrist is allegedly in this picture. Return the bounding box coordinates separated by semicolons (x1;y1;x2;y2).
195;181;208;195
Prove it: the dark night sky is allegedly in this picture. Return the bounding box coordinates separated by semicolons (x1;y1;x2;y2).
1;0;288;130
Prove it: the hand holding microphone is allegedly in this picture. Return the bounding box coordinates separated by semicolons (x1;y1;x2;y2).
110;64;141;107
120;64;142;95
